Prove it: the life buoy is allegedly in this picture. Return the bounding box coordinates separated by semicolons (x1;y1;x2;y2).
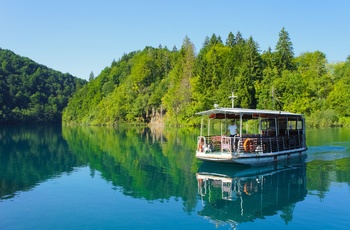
198;144;203;152
198;137;205;152
244;182;253;195
244;138;255;152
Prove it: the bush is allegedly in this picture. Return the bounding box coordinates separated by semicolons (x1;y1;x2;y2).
307;109;338;128
338;117;350;127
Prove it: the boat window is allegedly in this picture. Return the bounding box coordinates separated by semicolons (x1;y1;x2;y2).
261;119;275;130
240;119;259;135
288;120;295;130
297;120;303;130
200;117;225;136
288;119;302;130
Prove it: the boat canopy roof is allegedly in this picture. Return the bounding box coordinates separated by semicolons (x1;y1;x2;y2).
196;107;303;119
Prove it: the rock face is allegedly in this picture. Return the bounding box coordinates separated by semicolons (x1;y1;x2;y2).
149;107;165;127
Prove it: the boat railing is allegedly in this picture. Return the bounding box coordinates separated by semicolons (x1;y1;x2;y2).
237;135;306;154
199;134;306;155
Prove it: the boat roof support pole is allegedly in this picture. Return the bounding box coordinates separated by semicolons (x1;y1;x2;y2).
275;117;278;137
208;118;210;137
258;115;262;137
200;117;203;136
221;121;223;135
297;117;299;130
239;113;243;136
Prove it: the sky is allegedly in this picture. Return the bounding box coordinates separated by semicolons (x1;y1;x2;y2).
1;0;349;80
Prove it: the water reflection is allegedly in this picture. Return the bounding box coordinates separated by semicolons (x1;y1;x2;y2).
0;125;84;200
0;125;200;212
2;124;350;224
61;125;198;201
196;161;307;227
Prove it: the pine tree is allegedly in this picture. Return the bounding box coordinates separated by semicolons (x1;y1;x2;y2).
235;36;262;108
89;71;95;81
226;32;235;47
275;27;295;72
162;36;196;125
234;31;244;45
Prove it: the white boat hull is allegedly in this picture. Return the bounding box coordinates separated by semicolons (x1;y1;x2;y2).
196;148;307;165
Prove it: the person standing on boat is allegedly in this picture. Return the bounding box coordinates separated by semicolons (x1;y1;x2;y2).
225;120;238;137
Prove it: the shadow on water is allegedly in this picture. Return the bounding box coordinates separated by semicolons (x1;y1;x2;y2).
196;159;307;228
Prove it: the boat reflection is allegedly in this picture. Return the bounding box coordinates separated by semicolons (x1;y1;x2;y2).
196;160;307;227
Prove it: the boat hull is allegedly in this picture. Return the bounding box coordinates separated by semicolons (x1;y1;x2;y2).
196;148;307;165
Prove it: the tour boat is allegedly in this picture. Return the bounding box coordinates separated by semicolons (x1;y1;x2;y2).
195;106;307;165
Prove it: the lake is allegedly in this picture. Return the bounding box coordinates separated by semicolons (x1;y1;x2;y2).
1;125;350;230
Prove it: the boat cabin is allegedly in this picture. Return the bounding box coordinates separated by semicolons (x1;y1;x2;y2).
196;108;307;164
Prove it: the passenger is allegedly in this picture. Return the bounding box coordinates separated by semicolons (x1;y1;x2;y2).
225;120;238;137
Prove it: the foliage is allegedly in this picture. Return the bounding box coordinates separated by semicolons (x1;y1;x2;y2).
3;28;350;128
62;27;350;127
275;27;295;72
307;109;339;128
162;36;196;125
61;125;199;210
0;48;86;123
0;125;83;198
63;47;176;125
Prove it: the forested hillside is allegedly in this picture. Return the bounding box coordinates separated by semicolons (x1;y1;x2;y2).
60;28;348;127
0;48;87;123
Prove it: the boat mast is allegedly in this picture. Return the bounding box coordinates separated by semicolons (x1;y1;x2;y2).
200;116;203;136
228;92;237;108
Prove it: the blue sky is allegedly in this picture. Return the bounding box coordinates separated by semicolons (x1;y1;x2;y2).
1;0;349;80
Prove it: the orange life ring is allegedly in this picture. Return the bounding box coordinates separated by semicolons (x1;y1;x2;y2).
198;144;203;152
244;182;253;195
198;138;205;152
244;138;255;152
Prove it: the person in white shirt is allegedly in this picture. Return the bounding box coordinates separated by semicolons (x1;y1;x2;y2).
225;120;238;137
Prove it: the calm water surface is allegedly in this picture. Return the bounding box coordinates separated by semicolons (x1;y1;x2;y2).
0;125;349;229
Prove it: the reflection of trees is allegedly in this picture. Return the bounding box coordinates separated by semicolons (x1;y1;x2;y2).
0;124;201;212
306;128;350;200
0;125;83;199
306;157;350;200
62;125;200;212
280;204;295;224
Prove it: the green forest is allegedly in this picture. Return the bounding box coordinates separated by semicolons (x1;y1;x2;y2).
0;48;86;123
2;28;350;127
62;28;350;127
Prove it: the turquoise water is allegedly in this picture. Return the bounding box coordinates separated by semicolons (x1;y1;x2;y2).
0;125;350;229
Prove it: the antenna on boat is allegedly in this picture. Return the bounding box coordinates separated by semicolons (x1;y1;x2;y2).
228;92;237;108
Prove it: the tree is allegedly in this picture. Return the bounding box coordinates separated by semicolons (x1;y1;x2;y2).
275;27;295;72
89;71;95;81
0;48;86;124
296;51;331;113
226;32;235;47
234;31;244;45
233;36;262;108
162;36;196;125
326;80;350;117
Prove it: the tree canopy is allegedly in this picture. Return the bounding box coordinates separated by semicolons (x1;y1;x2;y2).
0;48;87;123
2;27;350;128
62;28;350;127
